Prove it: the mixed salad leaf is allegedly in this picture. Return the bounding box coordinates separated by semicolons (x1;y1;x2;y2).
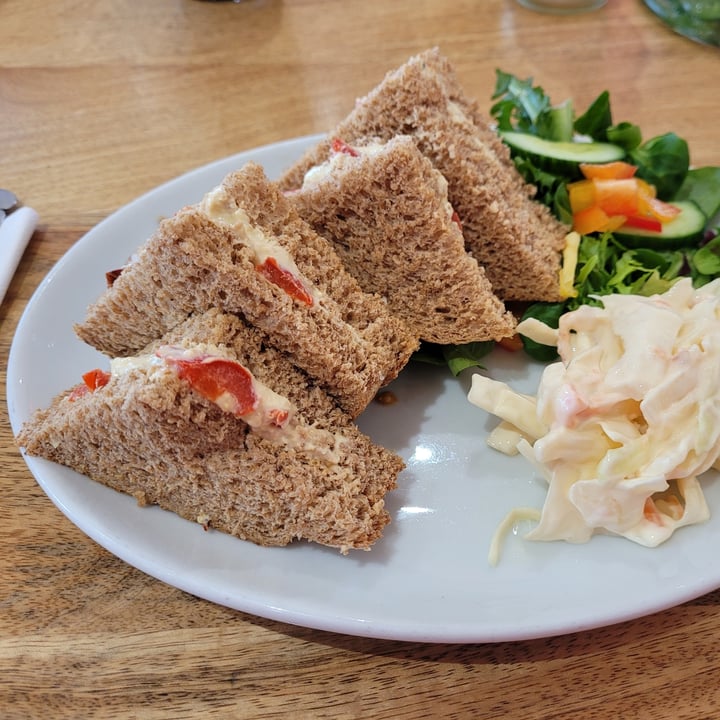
413;340;495;375
430;70;720;368
492;70;695;201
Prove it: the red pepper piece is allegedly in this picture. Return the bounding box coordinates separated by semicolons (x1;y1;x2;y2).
451;209;463;232
579;161;638;180
573;205;613;235
621;215;664;232
67;385;89;401
68;368;111;401
593;178;640;217
331;138;360;157
646;196;682;222
497;334;524;352
165;356;257;417
268;408;289;427
82;368;111;391
105;268;124;287
257;257;313;306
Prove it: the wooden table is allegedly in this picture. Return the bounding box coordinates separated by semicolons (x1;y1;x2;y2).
2;1;720;717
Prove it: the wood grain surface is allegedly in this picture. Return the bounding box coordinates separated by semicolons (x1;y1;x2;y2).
2;1;720;718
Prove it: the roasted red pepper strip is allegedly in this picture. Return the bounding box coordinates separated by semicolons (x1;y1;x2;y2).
256;257;313;306
451;209;463;232
331;138;360;157
82;368;111;391
68;368;111;401
105;267;124;287
164;355;257;417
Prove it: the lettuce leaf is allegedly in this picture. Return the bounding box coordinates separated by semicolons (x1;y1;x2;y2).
573;90;612;140
412;341;494;375
674;167;720;220
629;133;690;200
491;71;552;136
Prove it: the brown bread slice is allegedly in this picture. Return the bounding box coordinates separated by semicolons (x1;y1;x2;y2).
75;162;417;418
279;48;568;302
288;135;517;345
18;309;404;553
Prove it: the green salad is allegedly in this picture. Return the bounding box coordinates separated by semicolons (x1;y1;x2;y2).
419;70;720;370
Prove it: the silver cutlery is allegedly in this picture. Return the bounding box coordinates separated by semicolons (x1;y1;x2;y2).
0;188;18;225
0;189;38;306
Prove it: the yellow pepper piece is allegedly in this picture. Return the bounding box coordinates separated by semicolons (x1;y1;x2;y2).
559;231;581;299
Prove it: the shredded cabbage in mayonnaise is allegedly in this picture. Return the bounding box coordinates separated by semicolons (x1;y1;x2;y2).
469;278;720;563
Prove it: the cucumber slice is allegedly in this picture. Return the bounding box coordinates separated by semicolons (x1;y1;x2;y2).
501;131;626;177
614;201;707;249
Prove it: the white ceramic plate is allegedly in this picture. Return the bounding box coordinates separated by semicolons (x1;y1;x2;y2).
8;136;720;643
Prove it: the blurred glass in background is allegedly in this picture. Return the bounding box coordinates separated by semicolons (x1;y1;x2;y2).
516;0;607;13
644;0;720;46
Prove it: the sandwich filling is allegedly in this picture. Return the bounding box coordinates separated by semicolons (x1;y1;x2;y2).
301;137;463;233
156;345;294;433
104;345;348;463
300;138;385;189
200;186;318;306
202;180;391;361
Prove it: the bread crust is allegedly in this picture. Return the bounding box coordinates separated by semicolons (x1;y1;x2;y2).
75;163;418;417
279;48;568;302
19;310;404;552
289;135;517;344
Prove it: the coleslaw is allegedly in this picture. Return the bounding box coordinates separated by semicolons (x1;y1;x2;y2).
469;278;720;563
